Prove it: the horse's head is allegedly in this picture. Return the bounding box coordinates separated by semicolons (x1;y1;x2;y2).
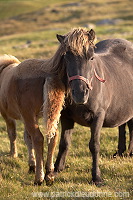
57;28;96;104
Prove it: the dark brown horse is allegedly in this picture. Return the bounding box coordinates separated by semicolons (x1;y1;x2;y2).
50;28;133;185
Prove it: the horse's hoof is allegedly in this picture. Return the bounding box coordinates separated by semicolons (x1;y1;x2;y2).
10;152;18;158
90;180;104;187
34;176;44;186
29;165;36;174
89;177;104;187
34;180;43;186
46;179;54;186
129;152;133;157
113;152;117;158
113;151;124;158
45;175;54;186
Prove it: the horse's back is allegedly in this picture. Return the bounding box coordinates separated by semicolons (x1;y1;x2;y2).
14;58;46;78
95;38;133;56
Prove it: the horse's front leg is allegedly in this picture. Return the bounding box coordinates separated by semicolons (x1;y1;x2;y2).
89;111;105;186
127;119;133;156
45;131;58;186
54;112;74;173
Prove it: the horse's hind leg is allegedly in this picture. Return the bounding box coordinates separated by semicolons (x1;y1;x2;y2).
113;123;126;157
24;128;36;173
23;116;44;185
54;110;74;173
1;112;18;158
127;119;133;157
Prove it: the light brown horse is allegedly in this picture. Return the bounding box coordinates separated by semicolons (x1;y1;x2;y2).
0;54;65;185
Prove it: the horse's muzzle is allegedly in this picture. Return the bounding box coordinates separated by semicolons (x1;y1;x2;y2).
72;87;89;105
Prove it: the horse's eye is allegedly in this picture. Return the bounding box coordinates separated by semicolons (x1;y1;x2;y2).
90;57;94;60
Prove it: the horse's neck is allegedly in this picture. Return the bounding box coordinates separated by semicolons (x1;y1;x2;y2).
94;55;106;78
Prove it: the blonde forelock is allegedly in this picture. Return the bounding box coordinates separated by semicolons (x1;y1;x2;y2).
63;28;91;56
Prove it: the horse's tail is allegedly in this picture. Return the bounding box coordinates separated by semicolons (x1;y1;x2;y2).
0;54;20;73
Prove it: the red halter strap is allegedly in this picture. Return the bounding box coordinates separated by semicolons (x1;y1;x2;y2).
68;69;106;90
94;69;106;83
68;75;93;90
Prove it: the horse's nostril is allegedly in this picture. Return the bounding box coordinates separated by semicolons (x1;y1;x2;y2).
85;89;89;96
72;90;75;96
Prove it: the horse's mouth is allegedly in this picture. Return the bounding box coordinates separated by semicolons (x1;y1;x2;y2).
72;93;89;105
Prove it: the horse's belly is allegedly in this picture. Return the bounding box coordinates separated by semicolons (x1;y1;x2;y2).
68;103;133;128
0;101;21;120
103;109;133;127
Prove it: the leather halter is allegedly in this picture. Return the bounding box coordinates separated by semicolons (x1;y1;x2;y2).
68;69;106;90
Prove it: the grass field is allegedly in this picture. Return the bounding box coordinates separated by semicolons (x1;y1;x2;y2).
0;0;133;199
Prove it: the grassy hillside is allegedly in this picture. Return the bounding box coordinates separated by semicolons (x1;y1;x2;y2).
0;0;132;60
0;0;133;199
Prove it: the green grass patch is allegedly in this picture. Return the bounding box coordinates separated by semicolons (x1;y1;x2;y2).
0;117;132;199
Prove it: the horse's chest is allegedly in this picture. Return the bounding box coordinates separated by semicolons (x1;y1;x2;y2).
68;105;93;126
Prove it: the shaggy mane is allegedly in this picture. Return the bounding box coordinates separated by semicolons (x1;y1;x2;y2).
42;28;95;74
63;28;94;56
41;44;64;74
43;76;65;142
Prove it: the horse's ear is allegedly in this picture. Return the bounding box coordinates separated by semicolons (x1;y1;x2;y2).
88;29;95;41
56;34;65;44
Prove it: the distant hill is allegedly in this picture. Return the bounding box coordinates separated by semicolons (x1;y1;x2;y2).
0;0;132;41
